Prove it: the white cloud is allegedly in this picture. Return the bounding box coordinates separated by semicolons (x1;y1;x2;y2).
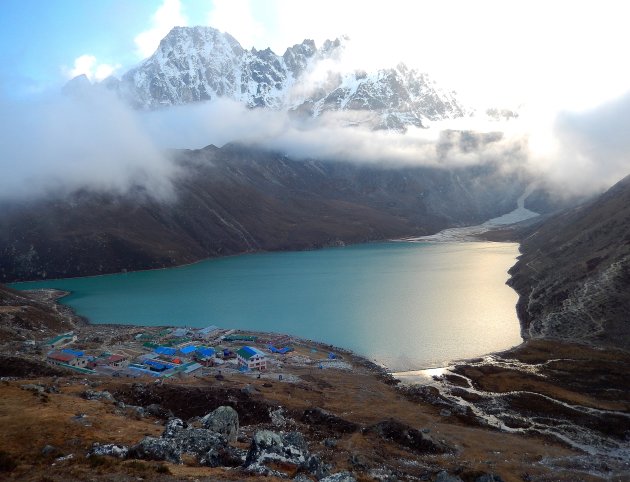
206;0;265;49
201;0;630;113
0;89;178;201
135;0;188;58
65;54;121;81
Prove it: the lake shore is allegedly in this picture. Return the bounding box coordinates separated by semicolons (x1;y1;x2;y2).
1;285;629;480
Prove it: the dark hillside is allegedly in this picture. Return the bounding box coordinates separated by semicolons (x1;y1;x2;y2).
508;174;630;350
0;144;526;282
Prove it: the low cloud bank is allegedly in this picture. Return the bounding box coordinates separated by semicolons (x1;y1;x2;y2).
1;87;629;202
547;92;630;193
0;89;178;201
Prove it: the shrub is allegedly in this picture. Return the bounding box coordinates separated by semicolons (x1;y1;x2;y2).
0;450;17;472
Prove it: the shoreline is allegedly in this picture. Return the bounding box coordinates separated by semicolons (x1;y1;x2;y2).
7;191;536;285
3;274;629;478
25;285;526;377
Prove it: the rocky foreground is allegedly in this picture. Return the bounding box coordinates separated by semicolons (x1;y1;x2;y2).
0;288;628;481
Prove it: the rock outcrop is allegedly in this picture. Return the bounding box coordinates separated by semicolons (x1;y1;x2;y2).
128;415;239;465
201;406;239;443
244;430;327;478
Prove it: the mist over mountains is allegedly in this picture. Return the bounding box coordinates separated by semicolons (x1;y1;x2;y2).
0;25;628;204
83;26;465;131
0;24;629;272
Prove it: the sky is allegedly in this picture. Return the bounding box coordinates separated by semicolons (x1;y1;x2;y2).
1;0;629;200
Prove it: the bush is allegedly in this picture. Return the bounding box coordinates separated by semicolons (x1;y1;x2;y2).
88;455;112;469
125;460;150;474
0;450;17;472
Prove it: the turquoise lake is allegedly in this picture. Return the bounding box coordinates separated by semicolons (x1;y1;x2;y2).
12;242;523;371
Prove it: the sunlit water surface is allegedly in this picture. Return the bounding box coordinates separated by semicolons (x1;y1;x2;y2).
12;242;522;371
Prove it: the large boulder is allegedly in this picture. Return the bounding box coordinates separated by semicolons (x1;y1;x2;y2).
129;418;228;464
201;406;239;443
128;436;181;464
174;428;226;458
244;430;310;477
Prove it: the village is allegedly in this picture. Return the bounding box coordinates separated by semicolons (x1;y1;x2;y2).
40;324;353;382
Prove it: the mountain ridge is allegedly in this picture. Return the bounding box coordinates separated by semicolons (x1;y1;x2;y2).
0;142;526;282
74;25;464;131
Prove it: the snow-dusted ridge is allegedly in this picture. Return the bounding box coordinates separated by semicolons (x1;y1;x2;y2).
73;26;465;131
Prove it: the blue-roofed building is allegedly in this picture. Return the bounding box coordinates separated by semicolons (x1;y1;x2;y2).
196;347;215;357
154;346;177;356
179;345;197;356
61;348;84;357
236;346;267;371
195;346;216;366
143;359;169;372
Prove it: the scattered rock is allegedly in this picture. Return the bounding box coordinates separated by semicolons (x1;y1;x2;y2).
270;407;289;427
88;443;129;459
435;471;464;482
293;475;313;482
201;406;239;443
320;471;357;482
440;409;452;417
475;475;504;482
20;383;45;394
70;413;91;427
241;384;259;395
368;467;397;481
53;454;74;464
364;419;453;454
83;390;115;402
306;453;330;479
41;445;59;456
146;403;173;419
126;405;146;419
349;452;370;470
323;438;337;448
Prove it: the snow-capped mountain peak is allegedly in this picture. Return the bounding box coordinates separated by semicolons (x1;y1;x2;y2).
79;26;465;130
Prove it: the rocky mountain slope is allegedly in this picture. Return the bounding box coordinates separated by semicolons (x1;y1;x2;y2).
0;285;77;344
0;143;526;282
508;174;630;350
86;26;463;130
